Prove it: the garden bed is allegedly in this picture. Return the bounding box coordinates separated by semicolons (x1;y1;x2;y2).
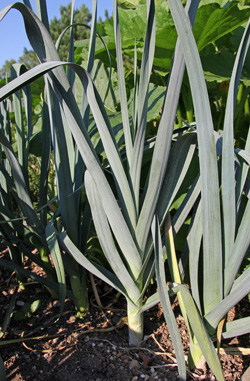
1;247;250;381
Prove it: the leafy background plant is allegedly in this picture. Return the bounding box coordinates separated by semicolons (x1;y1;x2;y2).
76;0;250;144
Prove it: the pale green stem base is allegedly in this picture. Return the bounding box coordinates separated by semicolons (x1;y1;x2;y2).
188;336;205;370
71;273;89;313
127;299;144;346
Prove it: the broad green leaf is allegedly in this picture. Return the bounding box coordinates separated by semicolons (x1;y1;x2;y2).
112;3;147;41
202;43;250;85
194;2;250;52
202;50;236;82
145;84;165;121
80;2;174;74
199;0;229;5
75;1;250;80
93;60;118;110
118;0;140;8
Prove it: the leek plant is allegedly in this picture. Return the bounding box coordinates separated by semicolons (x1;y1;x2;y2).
1;0;199;364
0;62;58;294
0;0;96;312
1;0;249;379
152;1;250;379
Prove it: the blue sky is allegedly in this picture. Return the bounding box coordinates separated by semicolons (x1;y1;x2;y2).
0;0;113;68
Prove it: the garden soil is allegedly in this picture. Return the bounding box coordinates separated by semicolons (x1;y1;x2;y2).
1;246;250;381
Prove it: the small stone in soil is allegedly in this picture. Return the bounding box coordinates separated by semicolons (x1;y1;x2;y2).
16;300;25;306
129;359;140;370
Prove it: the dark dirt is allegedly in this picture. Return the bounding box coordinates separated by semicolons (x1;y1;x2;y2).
1;246;250;381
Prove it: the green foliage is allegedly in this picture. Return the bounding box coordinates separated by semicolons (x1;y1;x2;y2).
0;2;197;364
0;2;93;78
77;0;250;76
0;1;250;380
14;299;41;321
50;2;91;61
0;59;16;79
0;3;92;313
118;0;141;8
18;48;39;70
0;49;39;79
193;2;250;52
160;1;250;377
76;0;250;146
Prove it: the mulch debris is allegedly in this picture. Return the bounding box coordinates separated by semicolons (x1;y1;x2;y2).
1;247;250;380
